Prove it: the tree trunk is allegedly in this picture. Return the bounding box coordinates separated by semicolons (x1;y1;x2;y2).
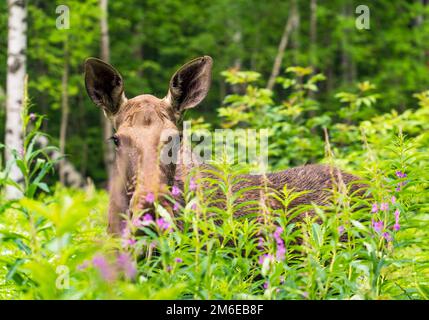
415;0;427;26
227;5;244;95
37;136;84;188
324;14;334;93
310;0;317;71
341;4;355;84
100;0;114;185
78;93;88;177
231;29;244;94
134;15;145;78
59;38;69;184
415;0;427;62
266;0;298;91
291;0;300;65
309;0;318;129
232;30;242;71
5;0;27;199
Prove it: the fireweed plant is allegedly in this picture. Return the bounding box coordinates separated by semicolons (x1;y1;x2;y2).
0;70;428;299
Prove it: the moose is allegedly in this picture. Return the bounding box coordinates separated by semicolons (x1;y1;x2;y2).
84;56;365;235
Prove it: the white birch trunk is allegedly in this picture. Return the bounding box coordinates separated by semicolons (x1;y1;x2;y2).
5;0;27;199
59;39;69;184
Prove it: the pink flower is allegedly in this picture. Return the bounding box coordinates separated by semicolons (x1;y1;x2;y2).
273;227;286;261
394;209;400;220
121;226;137;248
172;185;181;196
393;209;400;231
132;213;153;227
396;171;407;178
173;202;180;211
276;245;286;261
391;196;396;204
338;225;345;235
273;227;283;238
396;180;408;192
257;237;264;249
189;177;197;191
383;232;393;242
372;219;384;233
175;257;183;263
92;255;116;282
145;192;155;204
132;217;141;227
263;282;269;289
140;213;153;226
380;202;389;212
121;226;131;238
117;252;137;280
156;218;171;232
371;203;378;213
126;238;137;246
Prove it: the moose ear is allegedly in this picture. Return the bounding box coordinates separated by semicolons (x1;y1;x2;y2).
84;58;127;117
166;56;212;112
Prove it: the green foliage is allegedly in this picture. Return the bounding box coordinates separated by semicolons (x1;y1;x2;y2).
335;81;380;121
1;0;429;300
0;88;56;200
1;68;428;300
219;66;328;168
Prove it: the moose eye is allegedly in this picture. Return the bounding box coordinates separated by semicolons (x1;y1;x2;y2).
110;135;120;147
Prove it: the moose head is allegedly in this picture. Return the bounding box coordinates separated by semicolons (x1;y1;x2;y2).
84;56;213;234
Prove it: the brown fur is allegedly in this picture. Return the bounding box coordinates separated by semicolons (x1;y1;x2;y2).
175;163;364;226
